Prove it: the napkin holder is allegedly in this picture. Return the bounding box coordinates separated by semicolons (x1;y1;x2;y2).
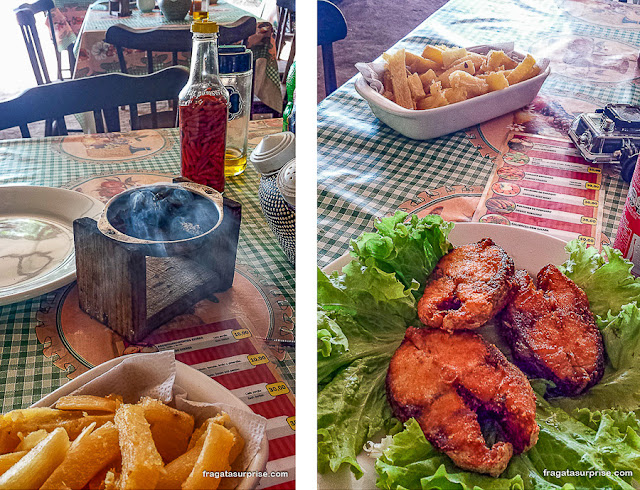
72;179;241;343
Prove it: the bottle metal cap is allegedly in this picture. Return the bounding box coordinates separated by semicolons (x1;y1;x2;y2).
219;45;253;74
191;19;218;33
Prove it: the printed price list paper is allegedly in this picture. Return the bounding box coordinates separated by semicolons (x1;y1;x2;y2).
473;132;605;247
149;318;295;489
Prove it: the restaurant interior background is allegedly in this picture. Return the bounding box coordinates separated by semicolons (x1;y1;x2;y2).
315;0;448;102
0;0;291;139
0;0;299;487
0;3;42;102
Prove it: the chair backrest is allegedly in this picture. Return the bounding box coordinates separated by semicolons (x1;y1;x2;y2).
220;16;257;46
15;7;51;85
0;66;189;138
274;0;294;60
317;0;347;96
276;0;295;11
15;0;67;82
104;16;258;74
17;0;55;14
105;24;192;74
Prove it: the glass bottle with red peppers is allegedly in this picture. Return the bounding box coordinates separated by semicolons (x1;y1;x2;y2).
179;19;229;192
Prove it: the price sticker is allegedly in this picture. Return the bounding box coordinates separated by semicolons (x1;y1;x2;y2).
287;416;296;431
232;328;252;340
582;199;598;207
247;353;269;366
587;167;601;174
580;216;597;225
266;382;290;396
585;182;600;190
578;235;595;245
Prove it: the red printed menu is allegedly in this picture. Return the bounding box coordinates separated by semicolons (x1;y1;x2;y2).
147;319;295;490
473;132;605;247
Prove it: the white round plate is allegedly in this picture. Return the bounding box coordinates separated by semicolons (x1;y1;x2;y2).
0;186;103;306
33;357;269;490
323;222;568;276
319;222;569;489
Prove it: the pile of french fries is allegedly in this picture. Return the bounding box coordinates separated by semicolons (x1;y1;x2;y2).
380;45;541;110
0;395;245;490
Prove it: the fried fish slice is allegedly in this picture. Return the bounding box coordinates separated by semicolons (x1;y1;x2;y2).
386;327;539;477
499;266;605;397
417;238;515;330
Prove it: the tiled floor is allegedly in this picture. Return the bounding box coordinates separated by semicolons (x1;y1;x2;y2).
317;0;449;102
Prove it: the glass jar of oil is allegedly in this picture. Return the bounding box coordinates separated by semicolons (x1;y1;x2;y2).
219;46;253;177
190;0;209;20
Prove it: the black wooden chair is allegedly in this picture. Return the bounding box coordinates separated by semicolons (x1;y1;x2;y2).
219;16;258;46
317;0;347;97
275;0;295;82
0;66;189;138
15;8;51;86
105;16;258;74
15;0;76;84
104;16;257;127
275;0;294;60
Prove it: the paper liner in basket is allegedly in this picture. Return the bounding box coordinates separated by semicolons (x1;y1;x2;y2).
61;351;268;481
355;42;550;94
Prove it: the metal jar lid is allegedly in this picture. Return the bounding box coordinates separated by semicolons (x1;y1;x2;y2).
277;158;295;208
250;131;295;176
219;45;253;74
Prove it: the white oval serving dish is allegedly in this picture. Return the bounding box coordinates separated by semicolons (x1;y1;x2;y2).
354;45;551;140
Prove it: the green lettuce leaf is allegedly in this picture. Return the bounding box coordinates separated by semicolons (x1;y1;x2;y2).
316;264;413;474
318;352;401;478
551;303;640;412
317;309;349;358
317;213;453;477
317;262;418;385
351;212;453;295
377;401;640;490
599;303;640;371
559;242;640;319
510;400;640;489
551;242;640;412
317;261;418;332
376;419;526;490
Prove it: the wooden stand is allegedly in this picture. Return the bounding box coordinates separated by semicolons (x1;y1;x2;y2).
73;197;241;343
109;0;132;17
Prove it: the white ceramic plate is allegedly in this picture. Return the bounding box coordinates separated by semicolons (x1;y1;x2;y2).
319;222;568;489
354;45;551;140
33;357;269;490
0;186;103;306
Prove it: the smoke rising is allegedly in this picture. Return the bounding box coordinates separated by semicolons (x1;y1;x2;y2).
107;185;220;243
